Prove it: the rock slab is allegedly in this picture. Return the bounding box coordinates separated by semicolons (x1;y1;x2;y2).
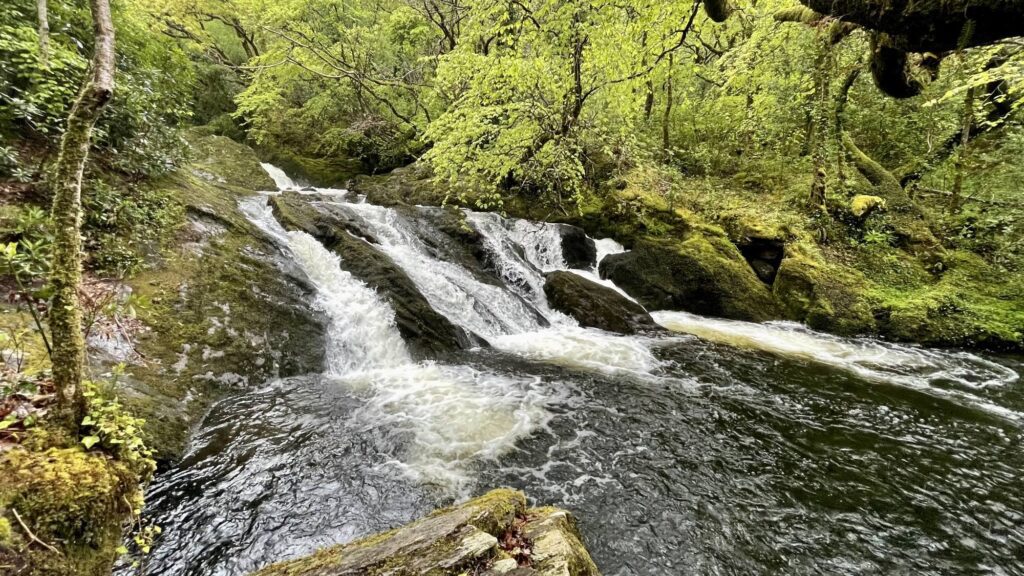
543;271;660;334
250;489;601;576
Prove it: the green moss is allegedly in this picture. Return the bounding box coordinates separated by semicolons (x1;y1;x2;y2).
773;242;877;335
869;251;1024;349
185;130;276;191
0;447;139;576
350;164;449;207
850;194;886;218
262;148;363;188
110;170;325;461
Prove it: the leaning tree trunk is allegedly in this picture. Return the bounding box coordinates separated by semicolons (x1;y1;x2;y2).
50;0;116;429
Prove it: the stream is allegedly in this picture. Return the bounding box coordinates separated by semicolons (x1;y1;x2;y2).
132;168;1024;575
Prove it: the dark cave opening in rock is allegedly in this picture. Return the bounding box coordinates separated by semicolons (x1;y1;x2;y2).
738;238;785;285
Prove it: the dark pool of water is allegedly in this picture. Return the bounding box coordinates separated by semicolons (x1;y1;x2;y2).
128;339;1024;576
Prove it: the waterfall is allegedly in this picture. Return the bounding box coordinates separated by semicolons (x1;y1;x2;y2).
464;211;569;316
336;202;547;339
331;201;664;374
249;164;1022;486
260;163;298;191
241;192;549;491
239;197;410;374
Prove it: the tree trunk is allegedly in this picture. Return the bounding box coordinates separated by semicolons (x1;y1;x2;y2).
808;27;831;210
834;66;861;190
950;85;976;212
662;55;673;154
37;0;49;67
50;0;116;429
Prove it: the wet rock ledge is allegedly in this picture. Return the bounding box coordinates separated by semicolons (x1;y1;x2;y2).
250;489;600;576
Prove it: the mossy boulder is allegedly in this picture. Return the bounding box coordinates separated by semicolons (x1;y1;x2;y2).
600;236;779;321
270;193;472;355
870;251;1024;349
772;245;878;335
261;149;364;188
849;194;886;218
521;508;601;576
185;130;276;191
351;164;449;207
544;271;660;334
0;447;140;576
249;489;600;576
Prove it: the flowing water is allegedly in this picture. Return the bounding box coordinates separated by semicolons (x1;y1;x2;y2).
133;171;1024;576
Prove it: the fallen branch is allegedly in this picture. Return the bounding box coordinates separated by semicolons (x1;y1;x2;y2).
12;508;61;555
913;186;1019;208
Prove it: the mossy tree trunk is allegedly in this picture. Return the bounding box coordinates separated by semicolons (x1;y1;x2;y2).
833;65;861;189
808;25;832;211
950;85;976;212
50;0;116;429
662;54;673;154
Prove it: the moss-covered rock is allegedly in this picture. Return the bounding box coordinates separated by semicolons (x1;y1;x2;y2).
248;489;600;576
522;507;600;576
772;243;878;335
185;130;276;191
115;158;328;462
262;149;364;188
850;194;886;218
544;271;660;334
351;164;449;207
0;447;139;576
600;236;779;322
870;251;1024;349
270;192;471;355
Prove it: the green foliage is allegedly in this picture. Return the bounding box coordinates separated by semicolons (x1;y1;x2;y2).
0;0;192;178
81;178;184;276
0;144;32;181
80;373;156;478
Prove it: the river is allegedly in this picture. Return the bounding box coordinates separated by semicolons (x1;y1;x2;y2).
130;168;1024;575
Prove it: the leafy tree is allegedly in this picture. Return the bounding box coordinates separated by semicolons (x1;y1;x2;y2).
49;0;115;428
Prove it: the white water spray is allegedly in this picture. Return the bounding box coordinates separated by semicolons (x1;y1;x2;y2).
339;202;547;338
242;185;550;491
260;163;298;191
653;310;1021;420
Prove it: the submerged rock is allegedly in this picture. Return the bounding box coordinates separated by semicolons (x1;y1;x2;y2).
270;193;474;355
600;237;778;322
249;489;600;576
544;271;660;334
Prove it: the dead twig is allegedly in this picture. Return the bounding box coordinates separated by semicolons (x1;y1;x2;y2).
12;508;61;555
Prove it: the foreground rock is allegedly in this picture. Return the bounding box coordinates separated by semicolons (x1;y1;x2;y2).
544;271;660;334
250;489;600;576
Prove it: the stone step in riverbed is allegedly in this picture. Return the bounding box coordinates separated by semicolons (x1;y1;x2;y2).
249;489;599;576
